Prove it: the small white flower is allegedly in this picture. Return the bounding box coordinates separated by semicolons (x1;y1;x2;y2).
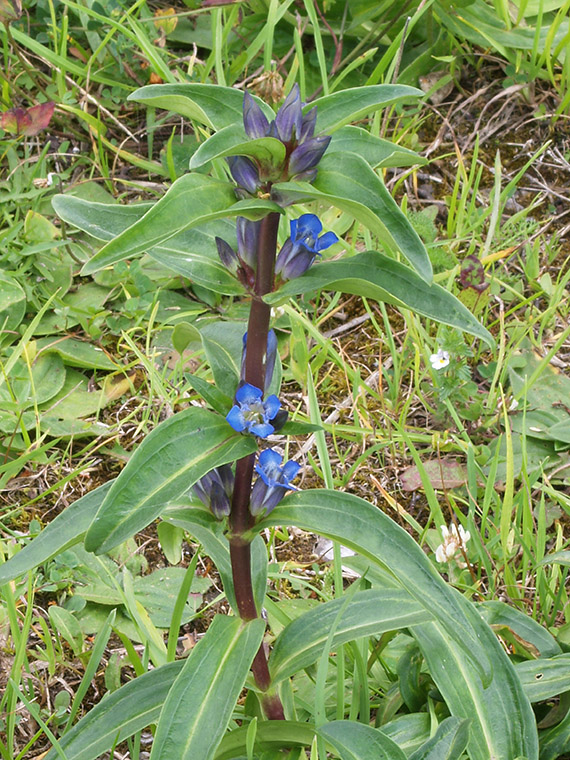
430;348;450;370
508;398;519;411
435;523;470;564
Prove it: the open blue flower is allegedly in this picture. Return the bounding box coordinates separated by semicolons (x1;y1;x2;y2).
250;449;301;516
275;214;338;280
226;383;281;438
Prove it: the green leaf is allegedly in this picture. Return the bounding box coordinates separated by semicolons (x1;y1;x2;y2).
36;337;118;371
52;196;242;295
538;704;570;760
265;252;493;347
164;503;268;615
199;321;245;398
0;270;26;335
215;722;318;760
190;124;285;169
44;661;185;760
515;655;570;702
48;606;84;657
479;600;561;658
184;374;233;416
84;408;256;554
273;152;432;281
258;490;538;760
29;352;66;405
128;83;274;130
537;550;570;568
319;721;408;760
269;589;432;683
310;84;423;134
0;482;112;585
149;615;265;760
327;126;427;168
408;717;470;760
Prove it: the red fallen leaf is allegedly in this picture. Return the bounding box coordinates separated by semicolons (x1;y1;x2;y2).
400;458;467;491
1;102;55;136
0;0;21;22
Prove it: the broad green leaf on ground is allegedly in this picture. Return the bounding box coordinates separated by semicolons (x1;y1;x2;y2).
28;352;66;405
265;252;493;347
272;152;432;281
44;661;184;760
319;721;407;760
269;589;433;682
190;124;285;169
327;126;427;168
258;490;538;760
149;616;265;760
52;196;242;295
414;618;538;760
36;337;118;370
84;408;256;554
0;482;112;585
479;601;562;658
0;270;26;335
54;177;280;275
128;83;274;130
537;550;570;568
408;717;470;760
310;84;423;134
515;655;570;702
164;503;268;615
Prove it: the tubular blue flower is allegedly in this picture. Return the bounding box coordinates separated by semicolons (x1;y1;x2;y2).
192;464;234;520
250;449;301;516
226;383;281;438
275;214;339;280
240;329;278;393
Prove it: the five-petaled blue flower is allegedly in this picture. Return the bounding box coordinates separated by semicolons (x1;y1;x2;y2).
250;448;301;516
226;383;281;438
275;213;338;280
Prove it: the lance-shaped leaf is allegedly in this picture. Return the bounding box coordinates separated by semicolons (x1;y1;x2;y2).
265;251;493;347
53;175;279;276
479;600;561;658
0;482;112;585
257;491;538;760
128;83;274;130
85;408;256;554
269;589;432;683
319;721;408;760
44;661;184;760
149;615;265;760
515;655;570;702
327;126;427;168
190;123;285;170
310;84;423;134
52;195;242;295
408;717;470;760
273;153;432;281
163;502;268;615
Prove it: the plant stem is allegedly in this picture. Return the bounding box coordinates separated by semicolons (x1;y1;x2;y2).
229;211;284;720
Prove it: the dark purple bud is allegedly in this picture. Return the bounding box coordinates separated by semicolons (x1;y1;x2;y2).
274;84;303;142
192;466;234;520
236;216;260;269
276;243;316;281
289;135;331;176
215;236;239;271
227;156;260;194
243;91;270;139
299;106;317;142
241;329;278;393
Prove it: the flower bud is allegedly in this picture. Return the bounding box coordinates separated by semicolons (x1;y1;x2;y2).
289;135;331;176
227;156;260;194
243;91;270;139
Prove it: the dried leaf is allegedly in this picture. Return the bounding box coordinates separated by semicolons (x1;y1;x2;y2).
400;458;467;491
153;7;177;34
1;102;55;136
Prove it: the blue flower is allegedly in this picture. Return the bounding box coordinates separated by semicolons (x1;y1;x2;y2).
226;383;281;438
275;214;338;280
250;449;301;516
240;329;277;394
192;464;234;520
215;216;261;291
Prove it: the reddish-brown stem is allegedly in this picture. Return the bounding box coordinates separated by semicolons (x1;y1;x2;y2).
228;211;284;719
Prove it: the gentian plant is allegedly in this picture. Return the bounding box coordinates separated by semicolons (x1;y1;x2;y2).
1;82;548;760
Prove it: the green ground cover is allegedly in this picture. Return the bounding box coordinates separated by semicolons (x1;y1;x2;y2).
1;0;569;757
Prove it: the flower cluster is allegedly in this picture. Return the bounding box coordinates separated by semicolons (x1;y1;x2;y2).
229;84;331;194
435;523;470;565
